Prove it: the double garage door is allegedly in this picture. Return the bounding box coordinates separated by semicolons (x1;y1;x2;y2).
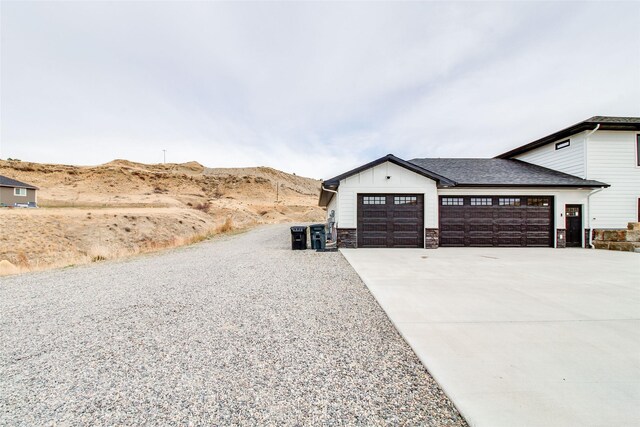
357;194;553;248
439;196;553;247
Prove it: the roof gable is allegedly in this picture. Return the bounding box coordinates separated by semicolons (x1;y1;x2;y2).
319;154;455;206
0;175;38;190
322;154;455;187
496;116;640;159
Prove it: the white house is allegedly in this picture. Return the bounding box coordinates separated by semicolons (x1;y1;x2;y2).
319;116;640;249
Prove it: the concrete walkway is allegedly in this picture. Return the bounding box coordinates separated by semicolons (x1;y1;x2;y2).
341;247;640;427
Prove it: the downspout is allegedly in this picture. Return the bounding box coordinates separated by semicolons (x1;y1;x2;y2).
583;124;601;248
587;187;605;248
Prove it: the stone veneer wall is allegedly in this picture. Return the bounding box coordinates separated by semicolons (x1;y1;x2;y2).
556;229;566;248
337;228;357;249
424;228;439;249
592;223;640;252
584;229;591;249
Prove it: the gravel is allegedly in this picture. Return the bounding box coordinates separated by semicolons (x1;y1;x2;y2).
0;224;467;426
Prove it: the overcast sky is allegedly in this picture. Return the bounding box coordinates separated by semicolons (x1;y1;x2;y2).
1;1;639;179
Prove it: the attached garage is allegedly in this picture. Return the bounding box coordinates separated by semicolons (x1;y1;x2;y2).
319;154;608;249
439;196;553;247
357;194;424;248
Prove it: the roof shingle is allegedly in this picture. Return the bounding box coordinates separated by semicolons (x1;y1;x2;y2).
408;158;608;187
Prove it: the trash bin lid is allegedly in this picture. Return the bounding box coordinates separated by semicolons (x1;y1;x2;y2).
290;226;307;232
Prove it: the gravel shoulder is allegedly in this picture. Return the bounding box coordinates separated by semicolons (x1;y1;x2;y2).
0;224;466;426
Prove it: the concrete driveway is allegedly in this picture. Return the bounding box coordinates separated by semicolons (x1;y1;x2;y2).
341;248;640;427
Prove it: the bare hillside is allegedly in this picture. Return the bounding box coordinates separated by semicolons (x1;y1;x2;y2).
0;159;324;274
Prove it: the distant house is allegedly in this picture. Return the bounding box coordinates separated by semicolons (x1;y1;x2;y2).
0;176;38;207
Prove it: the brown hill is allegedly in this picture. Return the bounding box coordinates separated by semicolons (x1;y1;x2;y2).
0;159;324;274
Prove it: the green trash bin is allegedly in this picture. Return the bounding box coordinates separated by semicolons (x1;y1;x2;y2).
309;224;326;250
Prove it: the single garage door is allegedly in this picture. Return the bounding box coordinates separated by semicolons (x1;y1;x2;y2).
439;196;553;247
358;194;424;248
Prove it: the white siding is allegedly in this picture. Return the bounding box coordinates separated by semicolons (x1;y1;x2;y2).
515;133;586;177
336;161;438;229
586;131;640;228
326;193;337;222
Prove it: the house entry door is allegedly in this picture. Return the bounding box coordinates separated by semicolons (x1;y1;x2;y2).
565;205;582;247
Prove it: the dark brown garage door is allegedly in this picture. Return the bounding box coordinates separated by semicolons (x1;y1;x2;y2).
357;194;424;248
439;196;553;247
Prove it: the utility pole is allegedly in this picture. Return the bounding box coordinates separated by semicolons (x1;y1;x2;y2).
276;182;279;202
162;149;166;164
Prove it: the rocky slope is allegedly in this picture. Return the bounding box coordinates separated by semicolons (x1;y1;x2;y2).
0;159;324;274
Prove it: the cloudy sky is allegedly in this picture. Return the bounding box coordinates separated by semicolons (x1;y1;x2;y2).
1;1;639;178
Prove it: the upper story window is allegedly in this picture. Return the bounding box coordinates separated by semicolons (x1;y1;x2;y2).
14;188;27;196
555;140;570;150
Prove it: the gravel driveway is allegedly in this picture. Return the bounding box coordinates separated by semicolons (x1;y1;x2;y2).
1;224;466;426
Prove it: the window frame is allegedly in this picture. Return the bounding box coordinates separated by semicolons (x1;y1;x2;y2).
362;195;386;205
13;187;27;197
441;197;464;206
527;197;550;207
498;197;521;206
470;197;492;206
555;140;570;150
394;196;417;205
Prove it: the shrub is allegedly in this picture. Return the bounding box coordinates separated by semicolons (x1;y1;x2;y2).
194;202;211;213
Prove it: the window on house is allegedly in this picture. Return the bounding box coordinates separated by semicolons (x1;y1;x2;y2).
394;196;417;205
555;140;570;150
363;196;385;205
14;188;27;197
527;197;550;207
470;197;492;206
442;197;464;206
636;135;639;166
499;197;521;206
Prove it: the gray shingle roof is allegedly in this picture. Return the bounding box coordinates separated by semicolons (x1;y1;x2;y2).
585;116;640;124
408;158;608;187
0;175;38;190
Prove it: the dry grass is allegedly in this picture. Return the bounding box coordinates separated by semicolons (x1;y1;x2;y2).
0;224;243;277
0;158;324;277
217;217;234;233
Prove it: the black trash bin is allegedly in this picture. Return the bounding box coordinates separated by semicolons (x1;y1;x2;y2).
309;224;326;250
290;226;307;250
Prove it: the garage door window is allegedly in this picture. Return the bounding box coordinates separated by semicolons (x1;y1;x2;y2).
470;197;492;206
363;196;385;205
394;196;417;205
442;197;464;206
499;198;521;206
527;197;550;207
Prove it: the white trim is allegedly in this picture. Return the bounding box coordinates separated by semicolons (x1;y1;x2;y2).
636;133;640;169
13;187;27;197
